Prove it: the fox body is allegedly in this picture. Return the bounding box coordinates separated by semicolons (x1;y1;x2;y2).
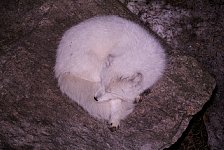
55;15;166;131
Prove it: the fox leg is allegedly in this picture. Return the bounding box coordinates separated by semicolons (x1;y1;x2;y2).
134;95;142;104
108;99;122;132
134;88;152;104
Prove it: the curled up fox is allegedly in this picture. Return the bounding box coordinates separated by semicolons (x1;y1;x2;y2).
55;15;166;131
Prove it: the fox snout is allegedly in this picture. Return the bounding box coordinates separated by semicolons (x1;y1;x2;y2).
94;88;114;102
94;96;98;101
94;88;105;102
94;93;103;101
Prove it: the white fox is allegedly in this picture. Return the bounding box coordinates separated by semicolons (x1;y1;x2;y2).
55;15;166;131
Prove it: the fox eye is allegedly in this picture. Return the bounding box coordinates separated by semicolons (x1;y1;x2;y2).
118;76;128;81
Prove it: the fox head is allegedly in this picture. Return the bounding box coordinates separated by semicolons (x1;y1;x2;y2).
94;72;143;102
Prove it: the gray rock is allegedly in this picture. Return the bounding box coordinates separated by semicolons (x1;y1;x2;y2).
0;0;216;149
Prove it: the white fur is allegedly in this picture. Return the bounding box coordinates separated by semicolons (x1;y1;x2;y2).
55;15;166;130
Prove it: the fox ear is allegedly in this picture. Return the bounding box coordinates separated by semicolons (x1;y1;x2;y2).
129;72;143;85
105;54;115;67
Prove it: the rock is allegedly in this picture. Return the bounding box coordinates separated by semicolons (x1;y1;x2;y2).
135;55;215;149
0;0;216;149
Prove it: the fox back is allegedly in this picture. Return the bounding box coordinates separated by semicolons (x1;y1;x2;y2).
55;15;166;130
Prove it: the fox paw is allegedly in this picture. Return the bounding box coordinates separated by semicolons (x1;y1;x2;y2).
108;120;120;132
140;88;151;97
134;96;142;104
108;122;120;132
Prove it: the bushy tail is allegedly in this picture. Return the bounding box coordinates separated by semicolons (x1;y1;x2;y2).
57;73;111;120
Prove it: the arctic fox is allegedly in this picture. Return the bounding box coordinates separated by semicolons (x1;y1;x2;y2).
55;15;166;131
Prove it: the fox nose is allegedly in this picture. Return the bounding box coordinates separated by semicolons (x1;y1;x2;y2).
94;96;98;101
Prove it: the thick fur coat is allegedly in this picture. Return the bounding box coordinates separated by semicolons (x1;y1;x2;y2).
55;15;166;131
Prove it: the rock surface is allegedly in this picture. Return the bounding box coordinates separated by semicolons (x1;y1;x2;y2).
0;0;216;149
120;1;224;149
